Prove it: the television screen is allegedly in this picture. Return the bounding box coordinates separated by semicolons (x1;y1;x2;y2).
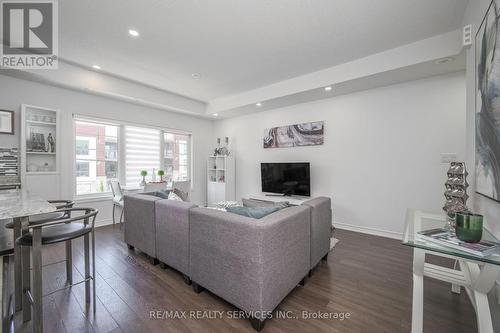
261;162;310;196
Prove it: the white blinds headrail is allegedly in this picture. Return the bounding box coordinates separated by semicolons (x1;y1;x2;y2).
124;126;161;187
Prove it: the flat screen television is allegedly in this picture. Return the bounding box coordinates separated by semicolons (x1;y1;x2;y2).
261;162;310;196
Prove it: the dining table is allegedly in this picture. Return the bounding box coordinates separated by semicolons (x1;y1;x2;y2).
0;189;56;318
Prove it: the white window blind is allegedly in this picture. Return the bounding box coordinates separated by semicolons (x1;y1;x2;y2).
124;126;161;187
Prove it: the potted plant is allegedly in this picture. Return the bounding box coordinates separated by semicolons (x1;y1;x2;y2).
158;169;165;182
140;170;148;186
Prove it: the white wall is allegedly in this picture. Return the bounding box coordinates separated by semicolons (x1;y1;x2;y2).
0;74;213;225
213;72;466;237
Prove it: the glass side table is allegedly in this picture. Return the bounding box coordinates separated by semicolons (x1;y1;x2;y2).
402;209;500;333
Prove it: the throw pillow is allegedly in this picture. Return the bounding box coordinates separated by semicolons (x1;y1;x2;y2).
154;190;170;199
173;188;188;201
226;206;281;219
242;198;290;208
214;201;240;209
168;191;183;201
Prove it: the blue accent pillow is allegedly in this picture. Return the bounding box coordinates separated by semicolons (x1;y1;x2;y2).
153;190;170;199
226;206;281;219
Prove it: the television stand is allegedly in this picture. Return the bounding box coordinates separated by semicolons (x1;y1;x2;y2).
248;194;309;206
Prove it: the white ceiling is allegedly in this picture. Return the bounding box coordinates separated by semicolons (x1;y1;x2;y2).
59;0;469;102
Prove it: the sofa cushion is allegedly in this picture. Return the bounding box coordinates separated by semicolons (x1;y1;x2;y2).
242;198;290;208
226;206;281;219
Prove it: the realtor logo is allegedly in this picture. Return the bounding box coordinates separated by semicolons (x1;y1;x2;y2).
1;0;58;69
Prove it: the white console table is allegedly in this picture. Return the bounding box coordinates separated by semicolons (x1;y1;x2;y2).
248;194;310;206
402;209;500;333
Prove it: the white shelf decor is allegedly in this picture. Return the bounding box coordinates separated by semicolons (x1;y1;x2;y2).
20;104;60;197
207;155;235;205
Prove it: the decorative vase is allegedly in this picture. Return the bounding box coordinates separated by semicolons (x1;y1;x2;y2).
455;212;483;243
443;162;470;231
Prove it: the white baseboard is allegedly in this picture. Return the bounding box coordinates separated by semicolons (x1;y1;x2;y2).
95;218;114;228
334;221;403;240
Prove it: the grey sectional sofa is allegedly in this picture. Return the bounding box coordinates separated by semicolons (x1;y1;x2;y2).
123;194;332;331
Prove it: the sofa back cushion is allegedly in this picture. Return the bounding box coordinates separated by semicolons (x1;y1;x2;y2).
226;206;281;219
242;198;290;208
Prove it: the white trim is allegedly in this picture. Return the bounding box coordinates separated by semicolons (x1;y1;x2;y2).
334;220;403;240
74;194;112;203
95;218;114;228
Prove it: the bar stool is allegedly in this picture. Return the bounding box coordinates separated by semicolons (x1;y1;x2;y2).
5;200;75;285
16;207;98;333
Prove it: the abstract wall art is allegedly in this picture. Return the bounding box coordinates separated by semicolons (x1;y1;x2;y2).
476;0;500;202
263;121;324;149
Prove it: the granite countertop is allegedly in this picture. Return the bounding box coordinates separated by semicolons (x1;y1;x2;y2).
0;189;55;220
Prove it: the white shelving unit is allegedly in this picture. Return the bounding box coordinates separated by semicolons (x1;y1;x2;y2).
207;155;235;205
20;104;60;198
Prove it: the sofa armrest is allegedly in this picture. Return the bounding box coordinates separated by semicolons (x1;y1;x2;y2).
124;194;162;257
189;206;310;313
302;197;332;268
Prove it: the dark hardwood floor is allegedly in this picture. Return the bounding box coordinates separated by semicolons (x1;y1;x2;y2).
11;225;477;333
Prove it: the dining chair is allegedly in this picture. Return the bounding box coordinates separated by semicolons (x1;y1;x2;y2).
109;180;124;224
16;207;98;333
172;180;191;202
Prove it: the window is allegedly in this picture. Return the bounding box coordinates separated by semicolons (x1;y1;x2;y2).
75;139;89;155
76;161;89;177
73;117;192;196
124;126;161;187
75;120;119;195
164;132;190;182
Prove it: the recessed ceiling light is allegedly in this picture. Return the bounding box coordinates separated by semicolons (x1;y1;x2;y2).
128;29;140;37
256;103;262;107
435;57;454;64
213;113;218;117
324;86;332;91
92;65;101;70
192;73;201;79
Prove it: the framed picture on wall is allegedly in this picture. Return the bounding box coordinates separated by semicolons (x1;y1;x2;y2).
0;110;14;135
475;0;500;203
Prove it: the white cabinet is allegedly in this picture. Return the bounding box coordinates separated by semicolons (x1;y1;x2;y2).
20;104;60;198
207;155;235;205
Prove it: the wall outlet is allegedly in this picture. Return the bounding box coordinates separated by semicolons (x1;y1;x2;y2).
441;153;458;163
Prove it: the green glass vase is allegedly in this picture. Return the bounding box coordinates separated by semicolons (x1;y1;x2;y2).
455;212;483;243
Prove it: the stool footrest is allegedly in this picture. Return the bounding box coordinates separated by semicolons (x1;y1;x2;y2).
24;276;94;302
